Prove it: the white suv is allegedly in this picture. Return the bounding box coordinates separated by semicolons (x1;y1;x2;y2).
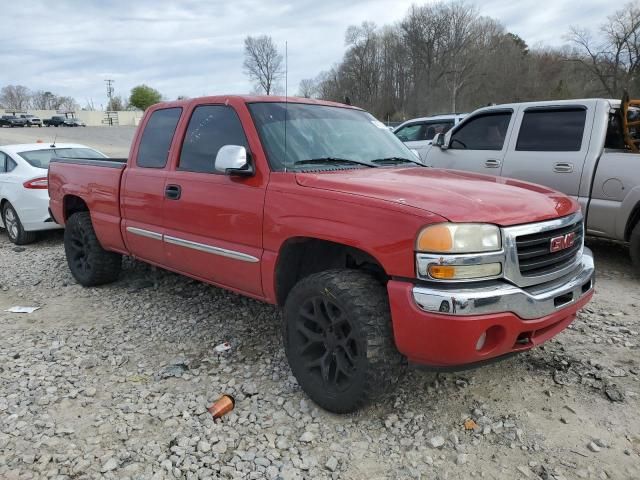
393;113;467;162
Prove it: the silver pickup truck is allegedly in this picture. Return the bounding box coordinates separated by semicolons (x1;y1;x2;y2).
425;98;640;270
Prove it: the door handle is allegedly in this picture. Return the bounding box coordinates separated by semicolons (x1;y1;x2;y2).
484;159;501;168
553;162;574;173
165;184;181;200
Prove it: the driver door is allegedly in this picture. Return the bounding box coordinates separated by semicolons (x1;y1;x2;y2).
426;109;516;175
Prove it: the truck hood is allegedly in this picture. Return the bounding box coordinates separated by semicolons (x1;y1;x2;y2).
295;167;577;226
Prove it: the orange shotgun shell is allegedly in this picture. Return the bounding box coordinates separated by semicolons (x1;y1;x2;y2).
207;395;235;419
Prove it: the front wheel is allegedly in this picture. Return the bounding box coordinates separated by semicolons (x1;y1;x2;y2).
283;269;404;413
64;212;122;286
2;202;37;245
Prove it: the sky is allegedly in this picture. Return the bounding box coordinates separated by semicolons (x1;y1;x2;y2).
0;0;608;109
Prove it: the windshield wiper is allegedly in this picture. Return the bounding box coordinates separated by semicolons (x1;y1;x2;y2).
293;157;377;168
370;156;424;167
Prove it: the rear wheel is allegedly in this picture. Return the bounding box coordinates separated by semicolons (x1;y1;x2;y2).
2;202;37;245
283;269;404;413
630;222;640;272
64;212;121;286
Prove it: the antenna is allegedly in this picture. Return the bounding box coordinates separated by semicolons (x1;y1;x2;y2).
50;134;57;148
284;41;288;172
105;79;114;110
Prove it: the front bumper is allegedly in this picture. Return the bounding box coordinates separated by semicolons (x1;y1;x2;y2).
388;248;595;367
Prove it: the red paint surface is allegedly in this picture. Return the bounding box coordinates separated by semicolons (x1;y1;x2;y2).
388;280;593;366
48;95;589;368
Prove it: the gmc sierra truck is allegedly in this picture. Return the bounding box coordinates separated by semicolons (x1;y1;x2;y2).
48;96;595;412
426;98;640;271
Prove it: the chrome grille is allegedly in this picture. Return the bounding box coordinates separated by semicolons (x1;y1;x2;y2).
502;212;584;288
516;221;583;277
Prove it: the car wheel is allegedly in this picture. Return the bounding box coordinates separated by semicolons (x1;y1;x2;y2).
2;202;37;245
283;269;404;413
64;212;122;286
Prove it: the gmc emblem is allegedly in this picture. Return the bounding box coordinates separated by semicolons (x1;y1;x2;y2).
550;232;576;253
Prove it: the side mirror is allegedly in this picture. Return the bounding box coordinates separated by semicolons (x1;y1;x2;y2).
433;133;447;150
215;145;254;176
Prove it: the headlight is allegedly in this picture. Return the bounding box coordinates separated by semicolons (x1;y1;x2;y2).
416;223;501;253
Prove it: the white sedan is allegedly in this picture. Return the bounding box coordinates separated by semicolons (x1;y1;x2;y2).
0;143;107;244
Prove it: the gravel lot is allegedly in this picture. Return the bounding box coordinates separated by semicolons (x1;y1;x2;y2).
1;127;639;479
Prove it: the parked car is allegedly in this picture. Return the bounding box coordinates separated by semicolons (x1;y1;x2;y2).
63;118;86;127
425;98;640;270
43;116;67;127
49;95;594;412
393;113;467;161
20;114;43;127
0;143;106;244
0;115;27;127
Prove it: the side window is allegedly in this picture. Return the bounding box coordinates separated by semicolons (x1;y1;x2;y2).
450;112;512;150
395;123;424;142
516;108;586;152
7;157;17;172
0;153;6;173
136;108;182;168
178;105;248;174
424;121;455;140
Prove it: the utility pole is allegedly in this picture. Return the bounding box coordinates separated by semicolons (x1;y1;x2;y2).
104;79;114;111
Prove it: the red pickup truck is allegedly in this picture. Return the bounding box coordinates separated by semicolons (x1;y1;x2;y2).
48;96;595;412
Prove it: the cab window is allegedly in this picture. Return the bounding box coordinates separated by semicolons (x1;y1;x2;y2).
450;112;511;150
178;105;249;174
516;108;586;152
136;108;182;168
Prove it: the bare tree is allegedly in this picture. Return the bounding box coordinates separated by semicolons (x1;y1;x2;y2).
568;1;640;96
243;35;284;95
31;90;57;110
297;78;317;98
0;85;31;110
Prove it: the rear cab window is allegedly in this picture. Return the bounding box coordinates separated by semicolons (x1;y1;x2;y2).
516;107;586;151
137;108;183;168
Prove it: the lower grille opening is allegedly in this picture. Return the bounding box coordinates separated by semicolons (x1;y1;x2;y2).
514;332;532;346
581;280;592;294
553;292;573;308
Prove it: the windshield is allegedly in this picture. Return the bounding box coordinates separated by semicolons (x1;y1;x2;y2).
248;102;416;171
18;147;106;169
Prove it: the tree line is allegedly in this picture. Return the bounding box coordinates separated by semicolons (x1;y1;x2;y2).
0;84;164;112
301;0;640;120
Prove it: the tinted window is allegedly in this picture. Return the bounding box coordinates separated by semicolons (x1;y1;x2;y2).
7;157;17;172
450;112;511;150
516;108;586;152
179;105;248;173
136;108;182;168
0;153;6;173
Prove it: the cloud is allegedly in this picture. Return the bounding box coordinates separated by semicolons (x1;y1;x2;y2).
0;0;606;106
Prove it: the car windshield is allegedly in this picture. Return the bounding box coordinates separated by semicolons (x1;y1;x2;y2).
248;102;417;171
18;147;106;169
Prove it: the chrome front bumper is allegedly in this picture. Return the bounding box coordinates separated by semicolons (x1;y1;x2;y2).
412;247;594;320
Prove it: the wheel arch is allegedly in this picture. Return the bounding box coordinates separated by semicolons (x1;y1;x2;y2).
62;194;89;222
274;236;388;307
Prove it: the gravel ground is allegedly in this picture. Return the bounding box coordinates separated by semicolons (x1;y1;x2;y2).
1;127;640;479
0;126;135;157
1;233;639;480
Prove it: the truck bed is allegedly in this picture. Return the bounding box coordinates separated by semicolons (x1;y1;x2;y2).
48;157;128;253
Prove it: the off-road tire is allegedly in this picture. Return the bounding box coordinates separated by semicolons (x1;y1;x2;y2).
283;269;404;413
2;202;37;245
630;221;640;272
64;212;121;286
